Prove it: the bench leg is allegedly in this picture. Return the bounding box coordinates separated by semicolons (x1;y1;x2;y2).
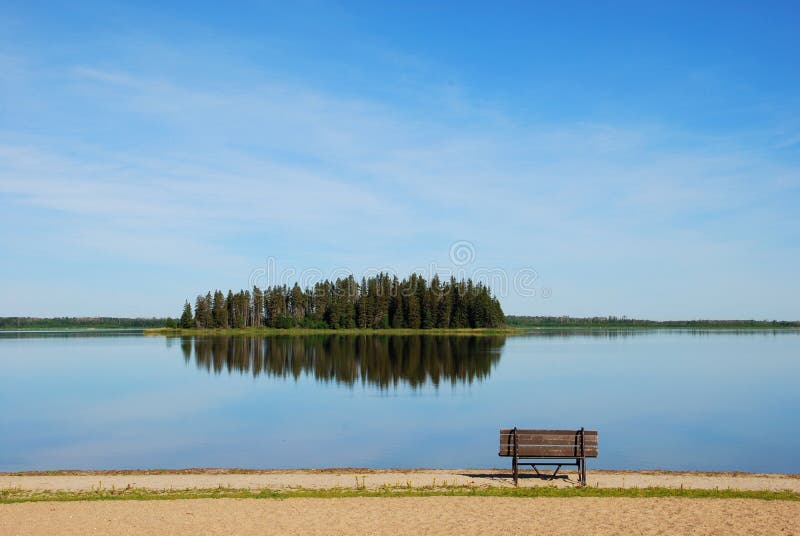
550;464;562;480
581;457;587;486
512;456;518;486
577;458;587;486
532;464;562;480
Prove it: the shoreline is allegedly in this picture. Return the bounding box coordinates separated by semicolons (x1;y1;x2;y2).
144;326;800;336
3;467;799;478
4;326;798;334
4;468;799;496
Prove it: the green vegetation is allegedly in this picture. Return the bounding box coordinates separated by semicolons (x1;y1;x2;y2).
5;310;796;333
506;316;800;329
0;317;170;330
181;274;505;331
2;485;798;504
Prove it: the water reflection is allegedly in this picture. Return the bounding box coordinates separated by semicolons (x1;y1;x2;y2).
176;335;506;388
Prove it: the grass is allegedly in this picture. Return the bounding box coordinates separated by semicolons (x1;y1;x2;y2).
145;324;800;336
2;485;799;504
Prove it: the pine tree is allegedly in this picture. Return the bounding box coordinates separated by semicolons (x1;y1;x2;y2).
390;278;405;328
194;292;212;328
356;277;369;328
290;283;305;320
180;301;194;328
226;290;235;328
405;280;421;329
437;281;453;328
202;292;213;328
212;290;228;328
181;274;504;330
252;286;263;327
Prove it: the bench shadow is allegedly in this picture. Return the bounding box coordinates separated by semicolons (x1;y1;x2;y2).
457;472;573;484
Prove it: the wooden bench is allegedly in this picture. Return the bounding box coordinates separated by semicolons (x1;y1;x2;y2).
499;428;598;486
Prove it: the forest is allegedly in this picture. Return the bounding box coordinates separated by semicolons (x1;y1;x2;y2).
0;317;167;329
179;274;505;330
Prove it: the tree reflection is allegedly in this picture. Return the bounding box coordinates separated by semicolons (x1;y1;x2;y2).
176;335;505;388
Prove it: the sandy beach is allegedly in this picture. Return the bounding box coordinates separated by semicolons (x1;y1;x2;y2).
2;469;799;535
2;496;799;535
2;468;799;493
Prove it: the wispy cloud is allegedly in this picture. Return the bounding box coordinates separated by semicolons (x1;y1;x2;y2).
1;44;798;317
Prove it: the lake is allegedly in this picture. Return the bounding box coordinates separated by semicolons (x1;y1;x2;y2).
1;330;798;473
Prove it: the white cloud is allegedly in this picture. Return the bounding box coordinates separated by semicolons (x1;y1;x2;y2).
1;56;799;317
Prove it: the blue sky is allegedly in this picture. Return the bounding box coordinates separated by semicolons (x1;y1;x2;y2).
1;1;798;319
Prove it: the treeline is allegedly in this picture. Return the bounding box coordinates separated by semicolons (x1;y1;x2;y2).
505;316;800;328
179;274;504;330
0;317;168;329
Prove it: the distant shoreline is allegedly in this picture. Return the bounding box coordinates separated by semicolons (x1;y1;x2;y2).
505;316;800;330
2;315;799;333
2;325;799;334
146;325;800;336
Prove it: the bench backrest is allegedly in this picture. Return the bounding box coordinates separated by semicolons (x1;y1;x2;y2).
499;429;598;458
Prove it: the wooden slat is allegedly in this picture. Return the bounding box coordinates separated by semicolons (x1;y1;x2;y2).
499;446;599;457
500;429;597;436
498;429;599;459
517;446;598;457
500;435;598;446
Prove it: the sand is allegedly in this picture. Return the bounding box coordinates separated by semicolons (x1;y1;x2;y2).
2;470;799;535
2;468;798;493
2;497;799;535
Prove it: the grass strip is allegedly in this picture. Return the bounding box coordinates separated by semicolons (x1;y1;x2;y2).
2;485;799;504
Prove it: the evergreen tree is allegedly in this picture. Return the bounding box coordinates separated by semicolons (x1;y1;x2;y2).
181;274;504;330
356;277;369;329
202;292;213;328
226;290;235;328
194;296;204;328
290;283;305;320
231;290;248;328
212;290;228;328
437;280;453;328
404;276;421;329
180;301;193;328
390;277;405;328
252;286;263;327
194;292;212;328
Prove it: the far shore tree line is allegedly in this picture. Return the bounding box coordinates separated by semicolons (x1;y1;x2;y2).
0;317;167;329
177;274;505;330
1;313;796;331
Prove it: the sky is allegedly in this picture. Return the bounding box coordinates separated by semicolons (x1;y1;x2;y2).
1;1;799;319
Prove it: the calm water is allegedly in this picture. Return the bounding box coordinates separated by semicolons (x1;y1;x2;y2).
0;330;798;472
